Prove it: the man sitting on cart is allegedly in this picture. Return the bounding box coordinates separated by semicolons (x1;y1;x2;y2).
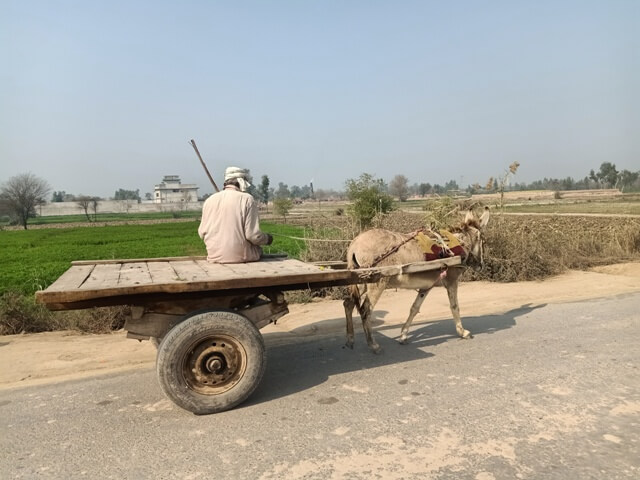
198;166;273;263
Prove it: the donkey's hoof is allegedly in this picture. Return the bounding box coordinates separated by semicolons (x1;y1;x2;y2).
461;331;473;339
398;337;409;345
370;344;383;354
345;342;354;350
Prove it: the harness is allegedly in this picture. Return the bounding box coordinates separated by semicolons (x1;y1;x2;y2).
415;229;466;261
369;228;469;268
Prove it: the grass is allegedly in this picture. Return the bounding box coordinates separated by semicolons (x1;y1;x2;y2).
0;210;203;227
0;221;306;296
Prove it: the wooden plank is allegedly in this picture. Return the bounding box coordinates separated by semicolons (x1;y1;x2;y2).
72;256;206;266
80;264;122;290
44;265;95;292
71;253;287;266
170;260;211;282
117;262;152;287
194;261;243;281
147;262;181;285
223;259;322;278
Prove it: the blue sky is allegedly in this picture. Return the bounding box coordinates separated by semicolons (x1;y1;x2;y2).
1;0;638;197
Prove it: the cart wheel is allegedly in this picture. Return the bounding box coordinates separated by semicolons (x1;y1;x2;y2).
150;337;161;349
156;310;266;415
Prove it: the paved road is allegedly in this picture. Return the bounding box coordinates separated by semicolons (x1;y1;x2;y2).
1;293;639;479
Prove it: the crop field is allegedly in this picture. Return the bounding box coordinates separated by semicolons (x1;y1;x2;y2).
0;221;306;297
0;211;203;228
501;201;640;215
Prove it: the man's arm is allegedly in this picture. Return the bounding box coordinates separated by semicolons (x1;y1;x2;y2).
244;197;272;246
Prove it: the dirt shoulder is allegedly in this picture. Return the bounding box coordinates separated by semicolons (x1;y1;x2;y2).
1;262;639;390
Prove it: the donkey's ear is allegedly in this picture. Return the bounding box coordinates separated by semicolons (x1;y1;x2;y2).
479;207;490;228
464;209;475;225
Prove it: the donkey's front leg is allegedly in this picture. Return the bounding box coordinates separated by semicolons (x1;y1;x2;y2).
444;277;472;339
399;288;431;344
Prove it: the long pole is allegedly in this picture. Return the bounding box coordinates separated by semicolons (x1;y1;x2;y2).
190;139;220;192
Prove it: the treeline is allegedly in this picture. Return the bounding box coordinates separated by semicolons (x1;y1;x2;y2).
254;162;640;204
42;161;640;207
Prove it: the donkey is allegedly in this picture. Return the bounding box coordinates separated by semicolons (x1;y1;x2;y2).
343;207;490;353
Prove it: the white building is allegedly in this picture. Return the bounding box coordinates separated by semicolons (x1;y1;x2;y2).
154;175;199;204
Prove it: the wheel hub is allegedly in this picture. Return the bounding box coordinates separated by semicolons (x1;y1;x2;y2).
183;336;246;395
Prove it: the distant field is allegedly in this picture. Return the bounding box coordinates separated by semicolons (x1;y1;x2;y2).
501;201;640;215
0;210;203;227
0;222;306;296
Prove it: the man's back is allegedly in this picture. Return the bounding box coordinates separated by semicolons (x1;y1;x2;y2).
198;187;269;263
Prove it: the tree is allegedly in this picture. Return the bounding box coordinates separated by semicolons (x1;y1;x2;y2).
0;173;50;229
257;175;270;205
299;185;312;199
619;170;639;192
273;197;293;223
444;179;459;192
289;185;302;199
51;191;65;202
596;162;619;188
418;183;431;197
345;173;393;229
275;182;290;199
76;196;95;222
389;175;410;201
114;188;140;201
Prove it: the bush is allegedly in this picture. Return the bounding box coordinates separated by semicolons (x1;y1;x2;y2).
345;173;394;229
0;291;129;335
0;291;57;334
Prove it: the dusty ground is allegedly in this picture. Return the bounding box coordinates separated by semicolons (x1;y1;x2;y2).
1;262;639;390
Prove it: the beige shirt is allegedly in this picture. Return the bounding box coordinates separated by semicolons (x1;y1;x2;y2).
198;186;270;263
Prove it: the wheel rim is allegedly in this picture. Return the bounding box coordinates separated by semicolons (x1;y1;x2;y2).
181;334;247;395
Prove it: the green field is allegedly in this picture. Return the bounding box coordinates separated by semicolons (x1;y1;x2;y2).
0;222;307;296
0;210;203;227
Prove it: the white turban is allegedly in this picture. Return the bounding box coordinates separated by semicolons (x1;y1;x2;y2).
224;166;252;192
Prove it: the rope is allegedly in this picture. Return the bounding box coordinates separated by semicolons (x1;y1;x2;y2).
370;228;425;267
270;232;351;243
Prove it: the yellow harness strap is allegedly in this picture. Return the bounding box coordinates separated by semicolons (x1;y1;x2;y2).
415;232;438;254
439;229;462;250
415;229;463;258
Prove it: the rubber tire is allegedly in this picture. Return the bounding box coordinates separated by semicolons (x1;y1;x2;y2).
156;310;266;415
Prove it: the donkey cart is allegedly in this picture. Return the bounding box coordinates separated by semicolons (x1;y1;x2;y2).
35;255;460;414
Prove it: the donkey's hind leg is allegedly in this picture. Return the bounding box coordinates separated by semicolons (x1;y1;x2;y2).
343;285;360;349
443;275;472;339
358;280;388;354
399;288;432;344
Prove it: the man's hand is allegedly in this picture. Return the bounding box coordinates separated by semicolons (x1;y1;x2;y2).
266;233;274;245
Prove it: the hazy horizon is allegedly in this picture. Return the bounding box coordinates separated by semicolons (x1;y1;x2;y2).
2;1;638;198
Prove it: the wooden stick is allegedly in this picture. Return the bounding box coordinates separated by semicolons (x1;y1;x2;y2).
190;139;220;192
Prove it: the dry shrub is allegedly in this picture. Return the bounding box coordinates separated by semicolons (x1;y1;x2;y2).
0;291;58;334
55;306;129;334
468;215;640;282
0;291;129;335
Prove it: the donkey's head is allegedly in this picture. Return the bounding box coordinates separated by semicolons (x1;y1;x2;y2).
457;207;490;262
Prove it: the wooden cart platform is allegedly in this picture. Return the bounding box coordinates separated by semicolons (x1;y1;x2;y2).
35;255;461;311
